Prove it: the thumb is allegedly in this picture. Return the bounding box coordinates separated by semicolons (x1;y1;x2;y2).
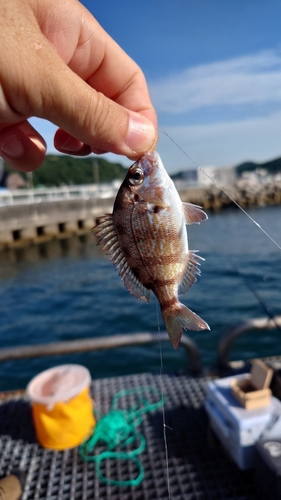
38;67;157;157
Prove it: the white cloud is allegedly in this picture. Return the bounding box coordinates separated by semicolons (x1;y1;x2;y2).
150;50;281;114
157;110;281;172
29;51;281;173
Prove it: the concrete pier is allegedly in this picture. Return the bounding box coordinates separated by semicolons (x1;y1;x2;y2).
1;180;281;249
0;196;115;250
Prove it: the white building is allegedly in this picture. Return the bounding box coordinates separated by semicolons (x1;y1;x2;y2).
197;165;236;186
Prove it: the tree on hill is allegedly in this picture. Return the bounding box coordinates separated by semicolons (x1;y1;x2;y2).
262;157;281;174
236;161;257;176
4;155;128;187
236;157;281;176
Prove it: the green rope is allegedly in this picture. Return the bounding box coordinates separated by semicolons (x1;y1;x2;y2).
79;386;164;487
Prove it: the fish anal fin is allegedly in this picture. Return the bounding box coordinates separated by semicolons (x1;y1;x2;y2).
123;271;150;303
182;202;207;225
94;213;150;303
161;302;210;350
94;213;113;228
179;250;204;295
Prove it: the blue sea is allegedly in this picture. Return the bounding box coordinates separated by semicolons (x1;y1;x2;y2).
0;205;280;391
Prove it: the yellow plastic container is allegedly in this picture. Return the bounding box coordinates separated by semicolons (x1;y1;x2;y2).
27;364;95;450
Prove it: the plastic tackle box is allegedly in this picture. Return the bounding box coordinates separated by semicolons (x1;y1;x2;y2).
205;375;281;469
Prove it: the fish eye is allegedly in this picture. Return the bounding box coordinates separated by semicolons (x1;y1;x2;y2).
128;167;144;186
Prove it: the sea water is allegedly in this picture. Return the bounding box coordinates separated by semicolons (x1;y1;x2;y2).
0;205;280;391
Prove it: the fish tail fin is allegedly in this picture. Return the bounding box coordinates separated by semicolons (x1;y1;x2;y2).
161;302;210;350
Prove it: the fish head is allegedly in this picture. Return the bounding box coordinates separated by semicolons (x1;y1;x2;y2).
125;152;173;208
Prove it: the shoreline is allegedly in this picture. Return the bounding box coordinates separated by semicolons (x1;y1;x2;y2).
178;180;281;211
0;181;280;250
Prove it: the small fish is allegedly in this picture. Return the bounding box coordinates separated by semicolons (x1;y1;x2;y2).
95;151;210;349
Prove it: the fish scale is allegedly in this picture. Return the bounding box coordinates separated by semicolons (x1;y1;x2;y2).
95;151;210;349
132;209;185;282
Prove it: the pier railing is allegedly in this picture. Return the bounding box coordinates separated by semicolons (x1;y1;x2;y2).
0;185;120;248
218;315;281;370
0;183;120;207
0;332;202;375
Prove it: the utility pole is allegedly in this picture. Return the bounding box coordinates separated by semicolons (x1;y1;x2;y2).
92;159;99;185
27;171;33;189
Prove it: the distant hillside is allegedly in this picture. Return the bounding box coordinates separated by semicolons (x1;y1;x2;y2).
172;156;281;180
5;152;281;188
4;155;127;187
170;171;184;180
236;157;281;176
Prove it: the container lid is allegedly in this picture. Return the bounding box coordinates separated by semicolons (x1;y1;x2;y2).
206;376;281;430
251;359;273;390
27;364;92;407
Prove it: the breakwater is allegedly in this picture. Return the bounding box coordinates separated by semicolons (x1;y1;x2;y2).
178;180;281;211
0;181;280;249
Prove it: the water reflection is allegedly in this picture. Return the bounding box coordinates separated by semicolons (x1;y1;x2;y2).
0;234;104;281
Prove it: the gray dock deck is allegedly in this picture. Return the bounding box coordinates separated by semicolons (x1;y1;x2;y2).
0;373;259;500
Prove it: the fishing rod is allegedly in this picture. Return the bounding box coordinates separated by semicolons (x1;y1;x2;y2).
231;260;281;335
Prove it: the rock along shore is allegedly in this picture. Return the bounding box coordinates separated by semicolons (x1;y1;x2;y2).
178;180;281;211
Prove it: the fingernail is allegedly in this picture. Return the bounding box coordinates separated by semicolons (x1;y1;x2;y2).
126;114;156;153
91;147;107;155
1;135;25;158
60;136;84;152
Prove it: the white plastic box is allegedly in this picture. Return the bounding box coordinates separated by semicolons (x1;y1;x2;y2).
205;375;281;470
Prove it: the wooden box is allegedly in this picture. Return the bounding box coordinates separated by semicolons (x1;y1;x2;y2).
231;359;273;410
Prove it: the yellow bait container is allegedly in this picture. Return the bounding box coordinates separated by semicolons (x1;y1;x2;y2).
27;364;95;450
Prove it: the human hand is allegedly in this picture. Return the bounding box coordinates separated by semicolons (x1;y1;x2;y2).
0;0;157;171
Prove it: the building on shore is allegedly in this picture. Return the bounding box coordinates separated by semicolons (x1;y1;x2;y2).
175;165;237;188
197;165;237;186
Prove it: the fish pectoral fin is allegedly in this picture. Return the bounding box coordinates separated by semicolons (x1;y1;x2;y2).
162;302;210;350
94;213;150;303
179;250;204;295
182;202;208;225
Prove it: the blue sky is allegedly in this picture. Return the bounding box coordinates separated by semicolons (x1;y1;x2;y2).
31;0;281;173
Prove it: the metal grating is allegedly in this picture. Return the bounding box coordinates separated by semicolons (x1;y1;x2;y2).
0;373;259;500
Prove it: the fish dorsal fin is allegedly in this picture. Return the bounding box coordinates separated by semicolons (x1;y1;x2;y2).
182;202;208;225
178;250;204;295
94;214;150;303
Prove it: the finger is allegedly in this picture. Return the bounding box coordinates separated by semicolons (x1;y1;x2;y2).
39;68;157;158
0;121;46;171
54;129;139;157
54;129;92;156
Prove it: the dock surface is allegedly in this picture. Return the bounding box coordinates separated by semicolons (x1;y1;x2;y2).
0;372;259;500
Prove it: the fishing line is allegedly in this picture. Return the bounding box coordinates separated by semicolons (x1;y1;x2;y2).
160;127;281;338
156;301;172;500
159;128;281;252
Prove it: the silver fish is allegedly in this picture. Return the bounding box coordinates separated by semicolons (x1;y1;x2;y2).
95;151;210;349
